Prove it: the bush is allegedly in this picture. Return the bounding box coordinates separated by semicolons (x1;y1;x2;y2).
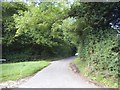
78;29;119;79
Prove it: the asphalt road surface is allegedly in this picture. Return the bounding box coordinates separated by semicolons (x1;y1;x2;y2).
19;57;99;88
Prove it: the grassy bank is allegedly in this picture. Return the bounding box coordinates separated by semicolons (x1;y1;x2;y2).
72;58;118;88
0;61;50;82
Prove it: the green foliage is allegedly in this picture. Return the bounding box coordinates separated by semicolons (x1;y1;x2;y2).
73;58;118;88
13;2;68;46
69;2;119;29
2;2;27;45
2;1;118;87
2;2;75;62
81;29;119;79
69;2;119;86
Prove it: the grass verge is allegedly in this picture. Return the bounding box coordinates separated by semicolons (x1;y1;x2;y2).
72;58;118;88
0;61;50;82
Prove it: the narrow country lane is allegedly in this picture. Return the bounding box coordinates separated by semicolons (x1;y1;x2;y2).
19;57;99;88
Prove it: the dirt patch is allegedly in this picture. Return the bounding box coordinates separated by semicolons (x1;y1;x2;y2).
0;76;33;88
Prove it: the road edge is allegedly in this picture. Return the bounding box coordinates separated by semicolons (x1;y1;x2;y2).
69;63;114;89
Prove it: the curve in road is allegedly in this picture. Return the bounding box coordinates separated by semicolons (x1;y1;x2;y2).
19;57;99;88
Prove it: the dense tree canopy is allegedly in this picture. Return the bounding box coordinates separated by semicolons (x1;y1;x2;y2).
2;2;27;45
2;1;76;61
69;2;120;29
13;2;68;46
68;2;119;85
2;1;119;87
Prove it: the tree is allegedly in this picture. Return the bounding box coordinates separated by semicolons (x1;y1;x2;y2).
69;2;120;29
13;2;69;46
2;2;75;61
68;2;119;80
2;2;27;46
